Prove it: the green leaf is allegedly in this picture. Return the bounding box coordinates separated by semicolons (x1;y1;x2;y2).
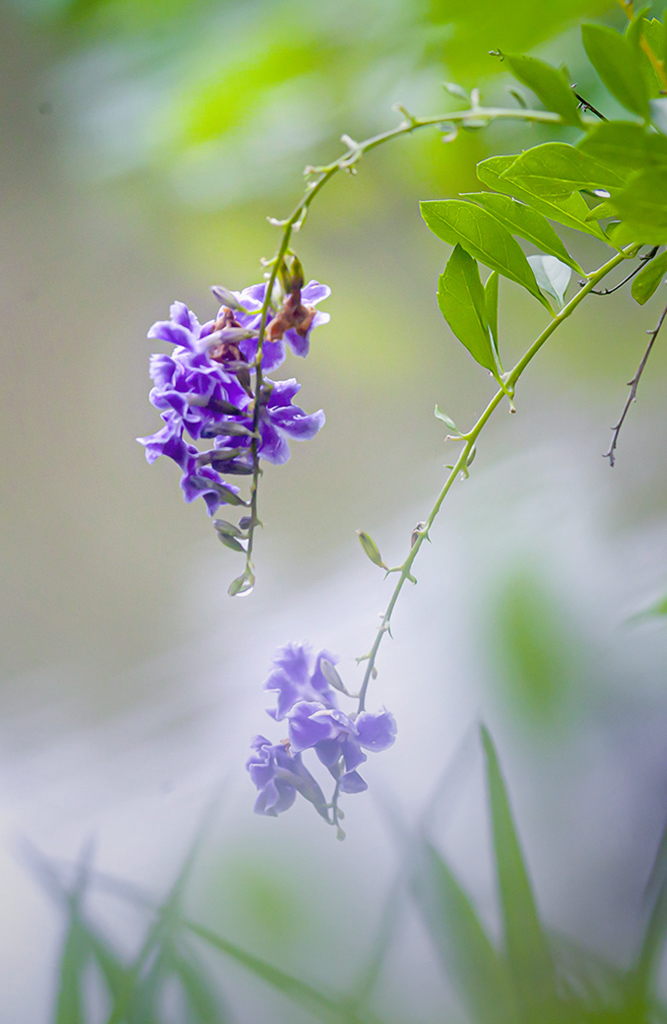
505;53;581;126
463;191;581;272
421;200;548;308
481;725;557;1020
485;270;500;350
412;842;516;1024
477;155;607;241
607;169;667;244
631;250;667;303
356;530;388;569
437;245;498;373
527;255;571;310
581;23;650;119
578;121;667;175
500;142;627;197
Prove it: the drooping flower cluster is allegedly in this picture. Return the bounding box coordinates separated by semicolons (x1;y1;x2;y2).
137;279;330;518
247;642;397;826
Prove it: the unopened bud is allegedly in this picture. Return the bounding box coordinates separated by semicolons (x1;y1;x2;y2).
356;530;388;570
210;285;244;312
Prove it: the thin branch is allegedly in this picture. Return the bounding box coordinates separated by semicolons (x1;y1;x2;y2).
591;247;659;295
572;88;607;121
604;302;667;467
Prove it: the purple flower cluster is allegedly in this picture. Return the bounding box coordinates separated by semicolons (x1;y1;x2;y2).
247;643;397;823
137;280;330;517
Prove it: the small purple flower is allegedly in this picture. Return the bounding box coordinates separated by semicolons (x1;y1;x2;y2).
263;642;339;720
287;700;397;794
247;736;328;818
230;280;331;372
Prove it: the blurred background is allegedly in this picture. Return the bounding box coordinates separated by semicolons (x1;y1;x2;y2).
3;0;667;1019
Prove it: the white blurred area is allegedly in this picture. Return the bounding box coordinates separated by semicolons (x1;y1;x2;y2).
3;4;667;1022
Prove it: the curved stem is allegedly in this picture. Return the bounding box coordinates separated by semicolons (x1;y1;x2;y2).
356;245;635;712
240;101;592;579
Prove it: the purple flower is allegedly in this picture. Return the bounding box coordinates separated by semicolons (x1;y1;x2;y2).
230;280;331;372
287;701;397;794
247;736;328;818
263;642;340;720
139;288;328;513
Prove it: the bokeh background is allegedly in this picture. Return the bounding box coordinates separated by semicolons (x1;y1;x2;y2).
3;0;667;1019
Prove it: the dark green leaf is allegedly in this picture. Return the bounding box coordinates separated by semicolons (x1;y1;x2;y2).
412;841;516;1024
631;250;667;303
527;255;571;310
607;169;667;244
481;726;558;1020
485;270;500;350
578;121;667;174
500;142;627;197
582;23;650;119
421;201;548;308
477;155;607;240
463;191;581;272
437;245;498;372
505;54;581;126
356;530;388;569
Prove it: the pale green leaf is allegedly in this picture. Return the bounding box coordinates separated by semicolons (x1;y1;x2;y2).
477;155;607;240
651;97;667;136
357;530;388;569
421;200;548;308
631;249;667;303
582;23;650;119
463;191;581;272
505;53;582;126
528;255;571;309
436;245;497;372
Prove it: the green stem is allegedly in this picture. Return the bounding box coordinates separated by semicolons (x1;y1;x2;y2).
356;244;636;712
240;101;591;576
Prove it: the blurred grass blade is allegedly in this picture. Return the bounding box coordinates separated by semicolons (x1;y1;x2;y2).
412;840;517;1024
481;726;558;1021
630;812;667;1011
54;915;88;1024
170;941;232;1023
85;926;130;1003
185;919;380;1024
